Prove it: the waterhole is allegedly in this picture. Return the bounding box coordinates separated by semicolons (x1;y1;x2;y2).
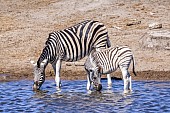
0;79;170;113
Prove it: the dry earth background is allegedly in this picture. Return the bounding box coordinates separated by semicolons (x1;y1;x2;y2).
0;0;170;81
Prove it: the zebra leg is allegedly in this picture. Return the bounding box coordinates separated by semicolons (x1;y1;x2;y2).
107;74;112;88
129;75;132;91
86;74;91;91
120;67;131;93
52;59;62;90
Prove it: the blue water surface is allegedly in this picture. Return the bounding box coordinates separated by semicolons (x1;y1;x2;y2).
0;79;170;113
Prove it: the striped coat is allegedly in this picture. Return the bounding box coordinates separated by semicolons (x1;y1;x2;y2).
84;46;136;92
37;20;111;66
31;20;111;90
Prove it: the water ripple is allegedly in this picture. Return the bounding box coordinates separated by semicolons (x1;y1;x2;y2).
0;80;170;113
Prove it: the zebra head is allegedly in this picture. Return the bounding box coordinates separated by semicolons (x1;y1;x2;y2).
85;54;102;91
89;67;102;91
30;59;48;90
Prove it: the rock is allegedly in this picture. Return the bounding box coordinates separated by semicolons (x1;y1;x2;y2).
140;30;170;50
66;63;73;66
0;74;11;81
126;20;141;26
74;62;84;66
150;12;156;15
149;22;162;29
65;62;84;66
113;26;122;30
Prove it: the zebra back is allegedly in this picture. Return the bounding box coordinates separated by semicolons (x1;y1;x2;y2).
86;46;134;74
37;20;111;66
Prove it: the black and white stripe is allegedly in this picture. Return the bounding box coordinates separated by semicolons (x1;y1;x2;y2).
84;46;136;92
37;20;111;66
32;20;111;90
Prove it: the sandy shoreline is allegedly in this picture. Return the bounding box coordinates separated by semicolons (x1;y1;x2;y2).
0;70;170;82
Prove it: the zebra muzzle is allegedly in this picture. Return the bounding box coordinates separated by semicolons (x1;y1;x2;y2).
94;83;102;91
33;81;40;90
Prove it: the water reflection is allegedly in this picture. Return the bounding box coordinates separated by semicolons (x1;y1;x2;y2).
0;80;170;113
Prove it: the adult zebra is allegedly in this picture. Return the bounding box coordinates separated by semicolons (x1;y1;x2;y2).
84;46;136;93
30;20;111;90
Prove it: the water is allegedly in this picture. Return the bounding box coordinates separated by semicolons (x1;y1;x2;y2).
0;79;170;113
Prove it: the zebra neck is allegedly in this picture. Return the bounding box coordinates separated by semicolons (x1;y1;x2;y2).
37;48;49;67
37;56;49;67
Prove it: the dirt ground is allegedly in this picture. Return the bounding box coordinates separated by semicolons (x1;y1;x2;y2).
0;0;170;82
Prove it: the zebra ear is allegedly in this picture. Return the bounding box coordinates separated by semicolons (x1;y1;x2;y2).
30;60;37;66
40;59;48;67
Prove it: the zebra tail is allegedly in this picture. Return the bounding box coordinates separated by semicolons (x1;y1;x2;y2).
132;55;137;76
106;36;111;48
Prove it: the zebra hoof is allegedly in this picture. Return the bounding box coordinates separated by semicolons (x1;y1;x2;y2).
56;86;61;91
107;83;112;89
59;83;62;87
123;90;131;94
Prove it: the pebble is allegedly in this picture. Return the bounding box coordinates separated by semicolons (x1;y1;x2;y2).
149;22;162;29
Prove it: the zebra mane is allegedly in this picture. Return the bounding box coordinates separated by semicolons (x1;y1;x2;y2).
37;59;41;68
89;47;99;69
90;46;100;56
45;34;52;45
37;46;49;68
37;57;45;68
37;57;48;68
89;54;96;69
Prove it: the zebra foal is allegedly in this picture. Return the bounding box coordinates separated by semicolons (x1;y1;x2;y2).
30;20;111;90
84;46;136;92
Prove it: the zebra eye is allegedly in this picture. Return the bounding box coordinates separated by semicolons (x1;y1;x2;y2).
89;70;93;72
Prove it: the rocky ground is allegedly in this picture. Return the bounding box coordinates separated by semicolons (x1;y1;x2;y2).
0;0;170;81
